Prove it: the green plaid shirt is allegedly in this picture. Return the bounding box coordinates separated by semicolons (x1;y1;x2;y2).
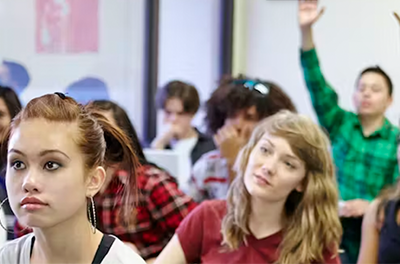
301;48;399;202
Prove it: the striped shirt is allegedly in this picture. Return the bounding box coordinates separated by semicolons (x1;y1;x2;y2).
189;150;230;202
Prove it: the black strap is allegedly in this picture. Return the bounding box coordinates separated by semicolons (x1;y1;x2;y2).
30;234;116;264
92;234;116;264
30;236;35;257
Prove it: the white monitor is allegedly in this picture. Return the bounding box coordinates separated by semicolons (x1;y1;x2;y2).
143;149;191;192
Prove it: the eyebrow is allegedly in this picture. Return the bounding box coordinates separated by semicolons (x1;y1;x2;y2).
261;138;275;147
8;149;71;160
284;154;300;162
261;138;300;161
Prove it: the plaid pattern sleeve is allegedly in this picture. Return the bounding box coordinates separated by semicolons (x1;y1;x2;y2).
393;160;399;183
301;48;399;202
300;48;349;139
146;168;197;235
301;48;399;261
99;165;197;260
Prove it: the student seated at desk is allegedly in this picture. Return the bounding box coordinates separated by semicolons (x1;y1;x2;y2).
298;2;399;262
190;76;296;202
14;99;197;263
151;80;215;165
154;111;342;264
0;93;145;263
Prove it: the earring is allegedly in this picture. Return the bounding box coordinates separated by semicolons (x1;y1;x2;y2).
0;197;29;234
88;197;96;234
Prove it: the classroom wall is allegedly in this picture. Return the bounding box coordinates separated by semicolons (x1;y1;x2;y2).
157;0;223;134
0;0;146;137
238;0;400;123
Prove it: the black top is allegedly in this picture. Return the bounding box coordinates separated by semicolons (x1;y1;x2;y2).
30;234;116;264
378;199;400;263
190;129;215;165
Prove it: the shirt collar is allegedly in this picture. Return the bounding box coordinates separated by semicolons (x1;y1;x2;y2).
353;117;392;139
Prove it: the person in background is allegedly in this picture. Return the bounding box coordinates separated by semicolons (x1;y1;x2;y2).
358;179;400;264
151;80;215;165
0;86;22;239
91;100;197;263
0;86;22;138
357;12;400;264
154;111;342;264
298;1;399;263
0;93;145;263
15;99;197;264
0;60;30;96
190;76;296;202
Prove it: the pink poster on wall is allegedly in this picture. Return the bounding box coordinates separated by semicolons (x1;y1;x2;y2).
36;0;99;53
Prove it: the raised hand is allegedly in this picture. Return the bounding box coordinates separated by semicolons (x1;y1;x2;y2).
298;0;325;30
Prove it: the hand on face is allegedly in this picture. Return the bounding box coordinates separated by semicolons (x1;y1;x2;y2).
151;123;186;149
298;0;325;30
214;124;253;166
339;199;370;218
164;123;185;139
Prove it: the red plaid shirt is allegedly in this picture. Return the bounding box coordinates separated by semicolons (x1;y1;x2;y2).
14;164;197;259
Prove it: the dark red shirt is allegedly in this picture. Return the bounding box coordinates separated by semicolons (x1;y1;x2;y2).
177;200;341;264
14;164;197;259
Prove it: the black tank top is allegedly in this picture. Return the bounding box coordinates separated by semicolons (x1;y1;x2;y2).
378;199;400;263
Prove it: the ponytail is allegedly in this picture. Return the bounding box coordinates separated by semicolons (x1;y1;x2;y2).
87;110;140;224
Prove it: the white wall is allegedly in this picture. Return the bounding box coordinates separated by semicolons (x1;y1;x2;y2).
0;0;146;137
241;0;400;123
157;0;223;134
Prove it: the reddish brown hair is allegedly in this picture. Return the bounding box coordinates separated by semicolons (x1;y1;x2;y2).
1;94;139;224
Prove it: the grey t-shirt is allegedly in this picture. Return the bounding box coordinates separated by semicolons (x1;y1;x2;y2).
0;233;146;264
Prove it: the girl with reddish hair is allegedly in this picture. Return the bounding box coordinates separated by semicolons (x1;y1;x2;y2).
0;93;145;263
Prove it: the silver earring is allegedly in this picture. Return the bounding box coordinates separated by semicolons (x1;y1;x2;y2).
0;197;29;234
88;197;96;234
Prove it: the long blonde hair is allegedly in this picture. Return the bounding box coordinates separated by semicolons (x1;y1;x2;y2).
221;110;342;264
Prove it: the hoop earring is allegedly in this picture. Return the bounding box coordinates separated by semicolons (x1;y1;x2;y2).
88;197;96;234
0;197;29;234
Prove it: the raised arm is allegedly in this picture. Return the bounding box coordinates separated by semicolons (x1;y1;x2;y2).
299;0;325;51
298;0;348;137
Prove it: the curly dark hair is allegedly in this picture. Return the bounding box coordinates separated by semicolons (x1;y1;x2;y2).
205;75;296;134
